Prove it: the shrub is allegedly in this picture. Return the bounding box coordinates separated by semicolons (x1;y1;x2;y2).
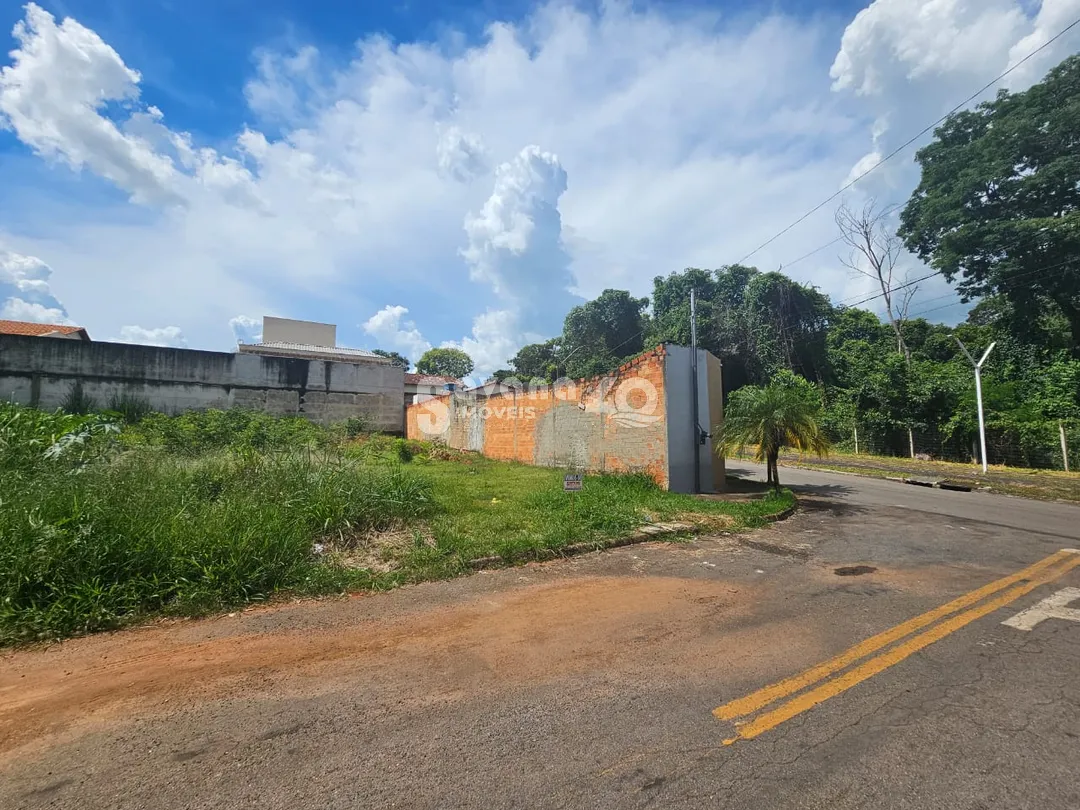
343;415;372;438
60;381;97;415
394;438;415;462
106;392;153;424
122;408;328;455
0;402;119;474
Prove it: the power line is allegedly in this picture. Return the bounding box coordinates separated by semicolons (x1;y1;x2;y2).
840;271;939;310
780;202;904;273
733;14;1080;266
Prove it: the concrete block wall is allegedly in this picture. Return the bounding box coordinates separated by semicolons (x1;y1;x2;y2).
0;335;404;431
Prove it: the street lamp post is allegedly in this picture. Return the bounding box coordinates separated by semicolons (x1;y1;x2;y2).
953;336;996;474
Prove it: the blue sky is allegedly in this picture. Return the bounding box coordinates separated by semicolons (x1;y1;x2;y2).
1;0;1077;375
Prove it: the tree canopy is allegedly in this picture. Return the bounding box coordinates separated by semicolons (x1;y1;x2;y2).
416;348;473;379
371;349;411;371
561;289;649;379
899;54;1080;353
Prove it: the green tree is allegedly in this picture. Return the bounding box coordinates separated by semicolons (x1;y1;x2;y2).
416;348;473;379
651;266;833;391
717;371;830;489
510;338;560;382
371;349;411;371
561;289;649;379
899;54;1080;352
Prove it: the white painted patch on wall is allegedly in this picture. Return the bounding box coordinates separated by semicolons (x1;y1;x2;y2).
1002;587;1080;632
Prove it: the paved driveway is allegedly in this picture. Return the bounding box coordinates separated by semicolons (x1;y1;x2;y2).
3;466;1080;809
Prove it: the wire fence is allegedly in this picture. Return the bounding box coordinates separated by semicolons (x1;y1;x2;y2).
824;418;1080;472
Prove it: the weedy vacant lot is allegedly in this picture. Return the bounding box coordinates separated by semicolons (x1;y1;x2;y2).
0;404;792;643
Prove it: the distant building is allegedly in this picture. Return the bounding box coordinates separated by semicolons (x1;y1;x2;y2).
404;373;461;406
236;316;391;365
0;319;90;341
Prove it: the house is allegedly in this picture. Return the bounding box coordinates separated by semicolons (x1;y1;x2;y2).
0;319;90;341
404;373;461;405
236;316;391;365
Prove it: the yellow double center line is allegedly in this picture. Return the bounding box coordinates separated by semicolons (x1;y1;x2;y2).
715;548;1080;745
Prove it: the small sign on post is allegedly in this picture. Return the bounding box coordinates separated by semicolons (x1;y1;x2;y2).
564;473;583;523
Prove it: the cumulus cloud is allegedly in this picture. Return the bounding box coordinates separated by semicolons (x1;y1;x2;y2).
2;0;1077;356
831;0;1080;192
229;315;263;344
440;309;535;381
362;305;432;362
0;3;261;208
0;4;182;205
0;246;72;324
0;298;68;323
436;126;488;182
114;325;188;347
463;145;578;325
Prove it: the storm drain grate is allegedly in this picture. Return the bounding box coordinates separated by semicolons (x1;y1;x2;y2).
834;565;877;577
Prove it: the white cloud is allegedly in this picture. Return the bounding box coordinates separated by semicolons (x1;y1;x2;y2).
0;298;68;323
831;0;1080;190
1;0;1077;358
1005;0;1080;89
463;146;571;301
436;125;488;182
245;45;322;124
0;3;183;206
362;305;432;361
830;0;1027;97
229;315;262;344
114;325;188;348
440;309;537;381
0;245;72;324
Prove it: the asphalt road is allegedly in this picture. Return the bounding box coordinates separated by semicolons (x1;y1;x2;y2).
731;460;1080;541
3;466;1080;809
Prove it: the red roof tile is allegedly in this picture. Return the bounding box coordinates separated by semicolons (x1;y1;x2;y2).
0;319;87;337
405;373;461;386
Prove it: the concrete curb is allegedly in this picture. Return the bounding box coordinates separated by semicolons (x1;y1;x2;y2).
466;502;799;571
764;504;798;522
784;462;975;494
901;477;974;492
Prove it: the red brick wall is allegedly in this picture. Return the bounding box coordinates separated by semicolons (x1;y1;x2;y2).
407;346;670;487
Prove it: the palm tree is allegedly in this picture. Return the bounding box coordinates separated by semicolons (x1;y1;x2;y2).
717;371;830;489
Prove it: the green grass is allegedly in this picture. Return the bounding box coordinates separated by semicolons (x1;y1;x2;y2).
397;456;794;578
0;403;794;643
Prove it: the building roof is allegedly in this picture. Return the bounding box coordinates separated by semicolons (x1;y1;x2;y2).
405;373;462;387
236;341;390;363
0;319;89;339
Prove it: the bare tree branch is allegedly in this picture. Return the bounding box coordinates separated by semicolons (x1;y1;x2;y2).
835;199;911;363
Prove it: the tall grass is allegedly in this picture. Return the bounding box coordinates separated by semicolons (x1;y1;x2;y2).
1;403;795;643
0;403;435;642
121;408;330;454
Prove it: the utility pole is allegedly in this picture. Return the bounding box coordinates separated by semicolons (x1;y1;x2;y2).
1061;421;1070;473
690;288;701;494
953;336;996;474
